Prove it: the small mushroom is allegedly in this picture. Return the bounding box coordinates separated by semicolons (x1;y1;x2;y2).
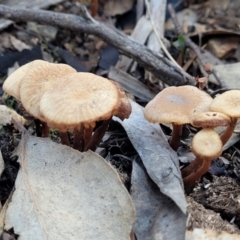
183;128;222;194
19;61;77;122
144;86;213;150
3;60;77;139
19;61;76;138
181;111;230;178
210;90;240;145
3;60;43;100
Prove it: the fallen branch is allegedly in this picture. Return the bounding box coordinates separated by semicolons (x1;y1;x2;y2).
168;4;228;89
0;4;195;86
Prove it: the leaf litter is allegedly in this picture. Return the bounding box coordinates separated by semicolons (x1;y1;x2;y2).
4;131;135;240
115;100;187;214
131;159;187;240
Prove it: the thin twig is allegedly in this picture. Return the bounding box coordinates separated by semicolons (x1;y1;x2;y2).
168;4;228;88
145;0;180;68
0;4;195;86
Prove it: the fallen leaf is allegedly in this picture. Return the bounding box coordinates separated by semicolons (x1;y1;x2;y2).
185;228;240;240
0;105;26;126
4;133;135;239
209;62;240;88
0;33;14;50
115;100;187;214
0;0;65;30
206;37;239;59
26;22;58;41
9;35;31;52
131;159;187;240
104;0;134;17
165;9;197;31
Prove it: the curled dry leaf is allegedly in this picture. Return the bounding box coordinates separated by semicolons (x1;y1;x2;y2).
4;134;135;240
115;100;187;214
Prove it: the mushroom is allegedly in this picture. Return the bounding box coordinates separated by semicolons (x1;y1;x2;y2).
183;128;223;194
144;86;213;150
209;90;240;145
19;60;77;139
3;60;43;100
3;60;77;140
181;111;230;178
84;81;131;151
39;72;131;151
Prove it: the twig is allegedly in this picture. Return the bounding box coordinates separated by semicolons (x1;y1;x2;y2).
0;4;195;86
145;0;180;68
168;4;228;88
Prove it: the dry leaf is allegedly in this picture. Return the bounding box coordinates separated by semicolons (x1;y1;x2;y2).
0;0;65;30
115;100;187;214
4;134;135;240
209;62;240;88
0;105;26;126
165;9;197;31
206;37;239;59
131;159;187;240
9;35;31;52
185;228;240;240
104;0;134;16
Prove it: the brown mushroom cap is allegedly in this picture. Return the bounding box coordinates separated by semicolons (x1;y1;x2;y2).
191;129;222;160
191;111;230;128
39;72;120;131
144;86;213;125
3;60;44;100
210;90;240;117
110;81;131;120
19;61;77;121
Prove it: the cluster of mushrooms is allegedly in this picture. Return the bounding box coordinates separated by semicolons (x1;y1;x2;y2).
3;60;131;152
3;60;240;194
144;86;240;194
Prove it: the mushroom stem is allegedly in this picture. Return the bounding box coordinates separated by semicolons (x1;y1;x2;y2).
42;122;49;138
169;124;182;151
73;124;84;151
181;156;203;178
34;119;42;137
183;159;211;194
85;118;112;151
59;131;70;146
35;120;49;137
220;118;237;145
84;126;93;149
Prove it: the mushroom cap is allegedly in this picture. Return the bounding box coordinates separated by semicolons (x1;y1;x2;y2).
192;129;222;160
40;72;120;131
144;86;213;125
110;81;131;120
210;90;240;118
191;111;230;128
3;60;44;100
19;61;77;121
